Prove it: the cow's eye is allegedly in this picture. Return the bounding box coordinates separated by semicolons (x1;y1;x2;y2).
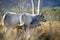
43;16;44;17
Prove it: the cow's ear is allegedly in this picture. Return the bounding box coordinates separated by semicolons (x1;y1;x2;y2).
39;13;43;16
41;13;43;16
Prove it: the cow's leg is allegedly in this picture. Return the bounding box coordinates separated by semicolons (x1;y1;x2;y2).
26;24;30;31
15;27;19;40
20;25;26;40
4;26;12;40
22;25;25;32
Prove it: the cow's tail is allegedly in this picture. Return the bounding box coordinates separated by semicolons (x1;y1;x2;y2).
19;14;25;26
1;12;7;26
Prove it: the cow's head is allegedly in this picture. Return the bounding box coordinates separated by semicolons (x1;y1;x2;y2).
36;13;47;22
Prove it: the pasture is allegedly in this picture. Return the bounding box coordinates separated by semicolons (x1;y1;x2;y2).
0;21;60;40
0;7;60;40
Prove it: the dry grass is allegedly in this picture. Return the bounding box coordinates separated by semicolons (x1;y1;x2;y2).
0;21;60;40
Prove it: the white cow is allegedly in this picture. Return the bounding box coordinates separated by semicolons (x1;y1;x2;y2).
21;13;46;30
20;0;47;30
2;12;24;40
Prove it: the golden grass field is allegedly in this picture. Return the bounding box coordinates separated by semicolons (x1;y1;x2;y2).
0;21;60;40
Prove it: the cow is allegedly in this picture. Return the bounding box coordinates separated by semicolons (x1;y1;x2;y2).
1;12;24;40
20;0;47;30
21;13;46;30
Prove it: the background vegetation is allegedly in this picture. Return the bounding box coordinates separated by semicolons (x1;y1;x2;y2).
0;0;60;40
0;7;60;21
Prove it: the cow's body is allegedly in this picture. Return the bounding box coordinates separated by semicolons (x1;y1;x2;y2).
2;12;24;40
21;13;46;30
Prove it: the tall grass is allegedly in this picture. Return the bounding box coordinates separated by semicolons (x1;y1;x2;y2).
0;21;60;40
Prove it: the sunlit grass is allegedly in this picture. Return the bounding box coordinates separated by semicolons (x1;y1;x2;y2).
0;21;60;40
